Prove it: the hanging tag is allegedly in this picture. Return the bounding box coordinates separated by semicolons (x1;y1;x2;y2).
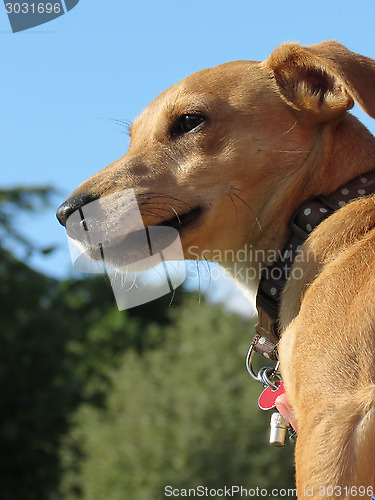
258;381;285;410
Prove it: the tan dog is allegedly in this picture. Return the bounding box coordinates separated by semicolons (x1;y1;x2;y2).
57;42;375;497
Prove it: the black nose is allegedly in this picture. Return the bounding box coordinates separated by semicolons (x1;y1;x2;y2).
56;193;99;227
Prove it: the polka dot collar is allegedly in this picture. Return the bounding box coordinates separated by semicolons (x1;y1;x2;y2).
256;169;375;342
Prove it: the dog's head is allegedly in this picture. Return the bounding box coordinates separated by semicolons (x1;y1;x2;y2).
57;41;375;272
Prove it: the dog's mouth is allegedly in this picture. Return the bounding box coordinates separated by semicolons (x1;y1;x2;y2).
67;204;204;270
154;205;204;231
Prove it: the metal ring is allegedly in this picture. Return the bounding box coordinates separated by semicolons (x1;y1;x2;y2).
246;344;279;389
258;367;279;390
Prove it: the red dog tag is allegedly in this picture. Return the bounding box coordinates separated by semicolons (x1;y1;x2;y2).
258;381;285;410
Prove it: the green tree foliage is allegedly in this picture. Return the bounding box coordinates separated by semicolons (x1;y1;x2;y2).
60;298;295;500
0;188;184;500
0;248;189;499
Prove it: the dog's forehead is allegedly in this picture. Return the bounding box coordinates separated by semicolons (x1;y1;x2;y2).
183;60;261;92
166;60;263;106
132;60;263;133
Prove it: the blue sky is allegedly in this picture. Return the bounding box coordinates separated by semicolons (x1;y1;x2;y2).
2;0;375;313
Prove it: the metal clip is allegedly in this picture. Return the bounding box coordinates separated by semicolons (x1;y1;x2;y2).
246;341;280;389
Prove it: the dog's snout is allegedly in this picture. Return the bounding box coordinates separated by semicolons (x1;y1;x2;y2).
56;193;99;227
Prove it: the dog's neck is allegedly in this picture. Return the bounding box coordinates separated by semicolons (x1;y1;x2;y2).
224;113;375;297
320;114;375;192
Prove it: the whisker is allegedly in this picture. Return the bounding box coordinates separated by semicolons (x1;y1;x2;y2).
138;192;193;208
138;209;166;220
282;121;298;135
201;257;214;290
228;193;239;226
196;261;201;304
166;204;181;224
168;288;176;307
140;203;176;214
119;272;137;292
257;149;310;154
152;264;166;281
139;193;212;242
230;189;262;231
106;118;132;136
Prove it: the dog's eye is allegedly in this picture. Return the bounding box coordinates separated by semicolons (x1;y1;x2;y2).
174;114;206;136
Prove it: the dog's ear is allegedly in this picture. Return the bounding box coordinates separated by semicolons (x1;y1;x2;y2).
265;41;375;122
